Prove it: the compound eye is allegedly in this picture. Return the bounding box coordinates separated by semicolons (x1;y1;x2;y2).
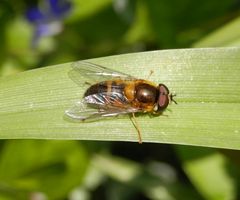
158;84;169;110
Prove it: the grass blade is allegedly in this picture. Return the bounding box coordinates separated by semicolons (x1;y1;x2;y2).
0;47;239;149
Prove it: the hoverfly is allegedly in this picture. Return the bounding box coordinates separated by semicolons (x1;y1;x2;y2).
65;61;176;143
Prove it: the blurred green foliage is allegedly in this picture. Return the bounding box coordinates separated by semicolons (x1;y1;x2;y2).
1;0;239;73
0;0;240;199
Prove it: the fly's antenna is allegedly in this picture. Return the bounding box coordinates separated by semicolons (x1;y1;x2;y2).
169;93;177;104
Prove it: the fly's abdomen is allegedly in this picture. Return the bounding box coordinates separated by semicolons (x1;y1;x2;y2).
84;82;108;97
84;81;128;106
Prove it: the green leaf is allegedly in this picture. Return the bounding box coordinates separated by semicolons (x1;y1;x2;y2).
177;147;236;200
0;140;88;200
69;0;112;22
90;154;202;200
0;47;240;149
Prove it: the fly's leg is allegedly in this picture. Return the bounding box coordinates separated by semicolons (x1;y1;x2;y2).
130;113;142;144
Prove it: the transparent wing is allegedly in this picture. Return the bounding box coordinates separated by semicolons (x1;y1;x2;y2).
69;61;136;86
65;100;140;122
65;92;141;122
83;91;129;106
65;100;104;121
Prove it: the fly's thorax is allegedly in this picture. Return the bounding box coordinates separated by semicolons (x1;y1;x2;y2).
130;80;159;112
123;81;136;101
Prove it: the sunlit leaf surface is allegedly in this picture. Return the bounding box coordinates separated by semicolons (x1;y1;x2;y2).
0;47;239;149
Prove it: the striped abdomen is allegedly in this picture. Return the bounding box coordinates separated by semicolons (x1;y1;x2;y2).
84;80;126;97
84;80;130;106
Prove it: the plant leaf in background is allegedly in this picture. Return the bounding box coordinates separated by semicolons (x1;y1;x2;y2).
193;16;240;47
177;147;236;200
0;47;239;150
81;154;202;200
0;140;88;200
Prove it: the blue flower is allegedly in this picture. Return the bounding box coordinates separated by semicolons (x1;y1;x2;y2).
26;0;72;48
